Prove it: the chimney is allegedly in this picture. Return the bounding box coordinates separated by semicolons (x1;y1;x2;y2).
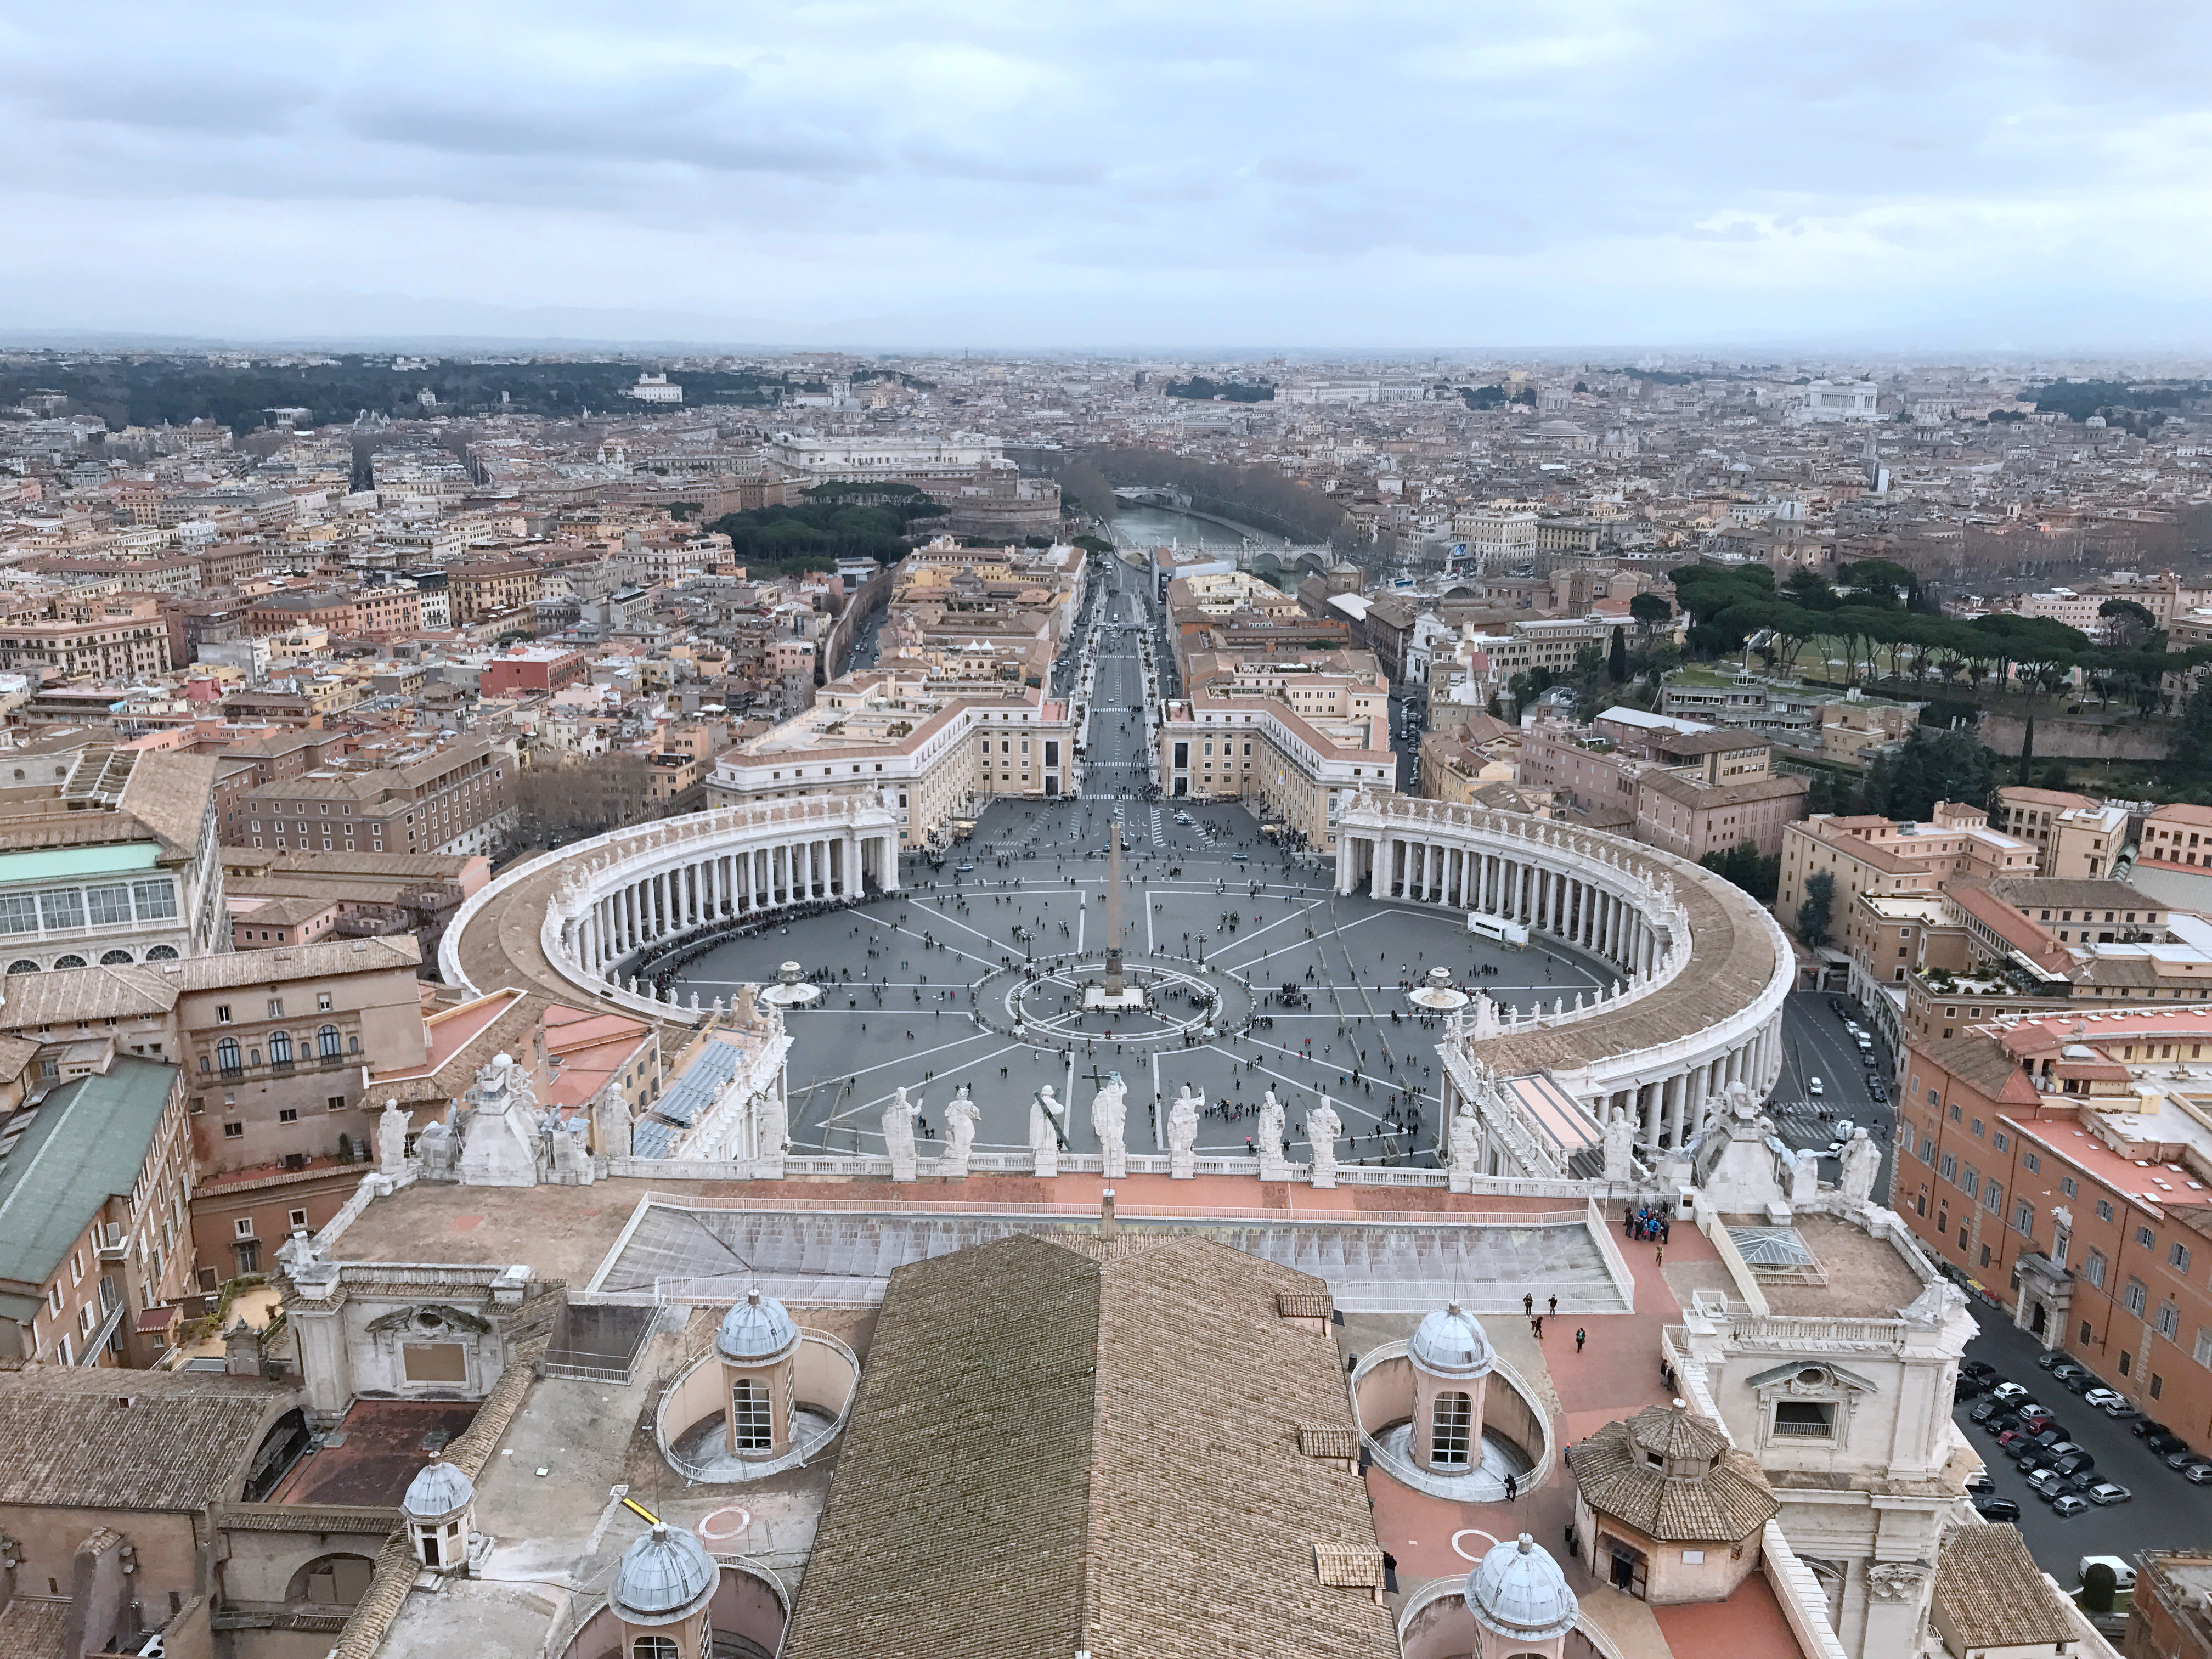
1099;1187;1117;1239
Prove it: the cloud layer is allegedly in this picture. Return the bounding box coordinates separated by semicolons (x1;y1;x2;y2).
3;1;2207;348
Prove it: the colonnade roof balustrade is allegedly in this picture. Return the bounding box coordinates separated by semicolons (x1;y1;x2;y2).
1336;793;1792;1091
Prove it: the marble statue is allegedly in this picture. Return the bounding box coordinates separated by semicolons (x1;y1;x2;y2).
1256;1088;1290;1181
1030;1085;1062;1178
883;1086;923;1183
377;1098;410;1178
1035;1082;1066;1135
1790;1144;1821;1207
1091;1073;1128;1180
1307;1096;1342;1189
1839;1126;1882;1204
549;1114;595;1185
1447;1098;1481;1193
941;1085;980;1177
1602;1104;1637;1183
1166;1084;1202;1179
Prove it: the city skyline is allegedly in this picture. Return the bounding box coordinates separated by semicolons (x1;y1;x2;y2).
5;1;2210;349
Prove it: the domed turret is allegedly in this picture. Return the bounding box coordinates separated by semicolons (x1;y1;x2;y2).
1409;1302;1495;1474
716;1287;799;1364
1410;1302;1494;1379
402;1455;473;1522
402;1453;474;1573
1467;1532;1578;1654
612;1521;716;1625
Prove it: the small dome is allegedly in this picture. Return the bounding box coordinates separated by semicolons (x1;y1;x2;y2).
716;1287;799;1364
1410;1302;1494;1380
401;1455;473;1521
613;1522;716;1622
1467;1532;1578;1640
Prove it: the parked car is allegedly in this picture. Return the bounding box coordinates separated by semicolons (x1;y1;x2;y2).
2086;1482;2132;1505
2058;1370;2096;1395
1991;1382;2031;1404
1995;1429;2034;1452
2017;1409;2056;1434
2036;1352;2070;1370
2132;1418;2172;1440
2184;1463;2212;1486
1984;1413;2022;1437
1971;1494;2022;1521
2164;1447;2207;1470
2025;1468;2067;1500
2016;1451;2052;1475
1962;1361;1996;1380
1955;1376;1987;1402
1828;997;1848;1015
2083;1388;2127;1410
1968;1396;2003;1422
2051;1494;2091;1518
2050;1452;2095;1478
2031;1427;2072;1451
1869;1084;1889;1104
1964;1472;1995;1497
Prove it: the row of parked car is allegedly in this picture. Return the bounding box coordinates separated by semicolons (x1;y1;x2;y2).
1824;998;1892;1106
1957;1356;2212;1518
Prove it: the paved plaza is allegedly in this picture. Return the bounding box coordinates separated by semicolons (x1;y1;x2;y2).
669;796;1613;1164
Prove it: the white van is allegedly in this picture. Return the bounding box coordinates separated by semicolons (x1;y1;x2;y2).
2078;1555;2136;1592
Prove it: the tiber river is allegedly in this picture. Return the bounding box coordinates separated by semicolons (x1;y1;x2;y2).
1110;503;1281;549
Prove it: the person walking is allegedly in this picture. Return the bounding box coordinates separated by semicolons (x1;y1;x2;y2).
1523;1293;1534;1317
1505;1472;1517;1502
1547;1295;1557;1318
1655;1241;1664;1268
1575;1327;1587;1354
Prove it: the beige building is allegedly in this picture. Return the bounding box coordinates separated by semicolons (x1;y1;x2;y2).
0;594;171;680
1993;785;2127;879
1158;683;1398;851
1775;803;2037;939
709;670;1076;847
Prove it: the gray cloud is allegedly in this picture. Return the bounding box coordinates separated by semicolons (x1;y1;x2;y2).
0;0;2205;346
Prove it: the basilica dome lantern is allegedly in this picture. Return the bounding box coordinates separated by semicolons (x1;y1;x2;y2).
612;1521;717;1659
1466;1532;1578;1659
715;1287;800;1461
1408;1302;1494;1471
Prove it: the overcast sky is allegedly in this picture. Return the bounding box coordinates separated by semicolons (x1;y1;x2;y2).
4;1;2208;351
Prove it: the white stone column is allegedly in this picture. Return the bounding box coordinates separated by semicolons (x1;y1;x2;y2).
1640;1080;1661;1143
1664;1073;1686;1149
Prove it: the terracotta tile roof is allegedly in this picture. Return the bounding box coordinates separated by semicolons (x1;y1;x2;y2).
0;1362;293;1513
1931;1523;2077;1649
782;1232;1397;1659
1570;1402;1778;1543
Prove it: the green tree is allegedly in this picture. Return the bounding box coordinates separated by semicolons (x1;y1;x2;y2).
1796;870;1837;949
1607;625;1628;684
1629;592;1673;639
1702;840;1780;904
2098;597;2159;650
2081;1562;2117;1615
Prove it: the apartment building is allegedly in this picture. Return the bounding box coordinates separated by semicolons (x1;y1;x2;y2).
0;1056;196;1369
1158;689;1397;851
1898;1008;2212;1463
479;643;590;698
232;732;517;859
1517;714;1808;857
708;670;1075;847
1472;613;1622;680
447;560;545;624
0;595;171;680
1992;785;2128;879
1775;804;2038;938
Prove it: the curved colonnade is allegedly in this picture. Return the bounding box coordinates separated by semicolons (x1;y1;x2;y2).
1335;793;1790;1161
440;794;904;1025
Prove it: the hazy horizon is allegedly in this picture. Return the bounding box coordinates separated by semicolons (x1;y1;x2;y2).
5;2;2208;352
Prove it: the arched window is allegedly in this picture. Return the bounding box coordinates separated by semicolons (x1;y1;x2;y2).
99;950;133;965
1431;1390;1473;1468
633;1639;680;1659
217;1038;241;1076
144;945;178;960
732;1378;773;1451
318;1025;342;1059
270;1031;294;1065
4;961;36;976
50;955;84;969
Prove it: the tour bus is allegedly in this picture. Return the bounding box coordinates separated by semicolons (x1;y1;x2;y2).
1467;913;1530;949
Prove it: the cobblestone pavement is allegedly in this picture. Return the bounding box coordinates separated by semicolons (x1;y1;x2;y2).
670;794;1611;1163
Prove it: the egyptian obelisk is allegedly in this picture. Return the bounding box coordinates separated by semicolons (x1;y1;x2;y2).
1103;827;1126;996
